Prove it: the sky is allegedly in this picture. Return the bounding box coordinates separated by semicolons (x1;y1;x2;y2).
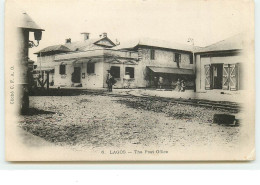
8;0;253;61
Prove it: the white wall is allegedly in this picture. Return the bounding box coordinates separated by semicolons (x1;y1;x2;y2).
103;61;138;88
196;54;243;92
54;63;74;87
81;61;104;89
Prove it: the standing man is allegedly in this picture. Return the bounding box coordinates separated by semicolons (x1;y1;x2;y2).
106;70;116;92
106;70;112;92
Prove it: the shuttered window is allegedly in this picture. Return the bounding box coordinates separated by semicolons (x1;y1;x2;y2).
204;64;212;90
222;64;229;90
229;64;238;91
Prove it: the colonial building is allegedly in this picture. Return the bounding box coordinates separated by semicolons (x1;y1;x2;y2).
116;38;195;89
195;33;246;92
34;34;195;89
34;33;139;89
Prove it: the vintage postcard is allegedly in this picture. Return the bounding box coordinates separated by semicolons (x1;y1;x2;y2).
5;0;255;161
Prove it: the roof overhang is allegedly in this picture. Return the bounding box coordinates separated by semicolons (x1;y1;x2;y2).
34;67;54;71
148;66;194;75
195;49;242;56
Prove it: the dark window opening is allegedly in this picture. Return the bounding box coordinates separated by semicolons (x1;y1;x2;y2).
175;53;181;68
87;63;95;74
125;67;135;78
190;54;193;64
150;49;155;60
175;53;181;63
59;64;66;75
110;66;120;78
212;64;223;89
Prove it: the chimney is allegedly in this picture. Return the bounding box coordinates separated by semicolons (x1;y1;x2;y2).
81;32;90;41
100;32;107;38
65;38;71;44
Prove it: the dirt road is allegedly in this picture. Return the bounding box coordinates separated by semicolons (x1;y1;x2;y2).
18;95;240;150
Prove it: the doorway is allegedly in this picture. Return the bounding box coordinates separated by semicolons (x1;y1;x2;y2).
72;67;81;83
212;64;223;89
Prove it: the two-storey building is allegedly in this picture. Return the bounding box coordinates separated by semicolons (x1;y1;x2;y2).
117;38;195;89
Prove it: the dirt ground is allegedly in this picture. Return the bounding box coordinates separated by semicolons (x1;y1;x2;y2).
18;95;240;150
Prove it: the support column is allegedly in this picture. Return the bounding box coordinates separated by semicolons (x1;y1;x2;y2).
17;28;29;114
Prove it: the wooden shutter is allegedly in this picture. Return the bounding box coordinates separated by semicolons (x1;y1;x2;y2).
204;64;212;90
229;64;238;91
222;64;229;90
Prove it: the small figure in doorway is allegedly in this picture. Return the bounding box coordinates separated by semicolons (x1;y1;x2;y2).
181;80;186;92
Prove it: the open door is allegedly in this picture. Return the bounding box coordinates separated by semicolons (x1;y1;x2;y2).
72;67;81;83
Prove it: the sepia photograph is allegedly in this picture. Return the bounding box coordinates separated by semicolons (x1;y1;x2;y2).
5;0;255;161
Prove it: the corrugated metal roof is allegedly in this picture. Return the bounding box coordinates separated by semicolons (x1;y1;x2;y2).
196;33;245;53
148;66;194;75
36;37;116;54
116;38;193;52
34;67;54;71
34;45;72;54
64;39;101;51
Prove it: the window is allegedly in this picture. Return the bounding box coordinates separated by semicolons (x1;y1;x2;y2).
59;64;66;75
125;67;135;78
174;53;181;63
150;49;155;60
174;53;181;68
110;66;120;78
87;63;95;74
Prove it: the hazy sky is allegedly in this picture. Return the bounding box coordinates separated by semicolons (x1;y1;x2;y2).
10;0;252;61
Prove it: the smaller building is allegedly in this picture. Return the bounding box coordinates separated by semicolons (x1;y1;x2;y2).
195;33;246;92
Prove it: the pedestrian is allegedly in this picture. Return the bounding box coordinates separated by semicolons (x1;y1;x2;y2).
181;80;186;92
176;78;181;92
154;76;158;89
106;70;116;92
106;70;112;92
159;76;163;89
124;72;130;89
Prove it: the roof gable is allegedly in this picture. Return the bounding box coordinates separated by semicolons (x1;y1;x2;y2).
94;37;116;47
115;38;193;52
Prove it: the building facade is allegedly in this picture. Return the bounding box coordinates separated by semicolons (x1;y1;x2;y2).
117;38;195;89
34;34;195;89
